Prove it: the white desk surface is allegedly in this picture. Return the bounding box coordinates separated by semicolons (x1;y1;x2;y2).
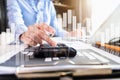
0;37;120;75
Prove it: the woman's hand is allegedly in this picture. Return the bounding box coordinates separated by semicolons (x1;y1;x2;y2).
20;23;57;46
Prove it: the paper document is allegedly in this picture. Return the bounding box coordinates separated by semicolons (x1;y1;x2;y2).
0;66;16;74
0;45;25;64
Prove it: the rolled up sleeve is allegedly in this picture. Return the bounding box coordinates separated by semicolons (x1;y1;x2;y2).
7;0;28;41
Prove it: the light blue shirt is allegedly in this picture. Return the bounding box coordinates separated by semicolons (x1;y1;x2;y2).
7;0;67;41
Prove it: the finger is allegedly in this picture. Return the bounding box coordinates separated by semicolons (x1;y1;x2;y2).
23;31;39;46
28;25;51;44
21;36;37;46
37;23;55;35
27;24;56;46
25;31;42;45
28;25;36;32
38;30;57;46
31;23;55;37
27;26;43;44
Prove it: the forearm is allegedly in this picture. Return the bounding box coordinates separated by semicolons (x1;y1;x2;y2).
7;0;28;41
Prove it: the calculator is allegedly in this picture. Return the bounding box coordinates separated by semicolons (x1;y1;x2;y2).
30;43;77;58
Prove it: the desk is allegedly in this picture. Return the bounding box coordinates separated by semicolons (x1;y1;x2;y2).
0;74;120;80
0;37;120;80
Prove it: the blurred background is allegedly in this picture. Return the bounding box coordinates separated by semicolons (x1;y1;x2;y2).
0;0;120;44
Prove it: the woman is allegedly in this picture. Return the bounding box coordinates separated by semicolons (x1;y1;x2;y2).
7;0;67;46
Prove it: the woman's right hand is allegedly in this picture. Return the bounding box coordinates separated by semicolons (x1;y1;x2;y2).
20;23;57;46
